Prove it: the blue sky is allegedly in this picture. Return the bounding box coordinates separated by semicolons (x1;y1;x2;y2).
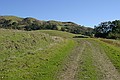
0;0;120;27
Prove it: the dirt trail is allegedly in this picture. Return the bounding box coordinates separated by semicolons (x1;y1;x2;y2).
58;40;86;80
58;39;120;80
88;40;120;80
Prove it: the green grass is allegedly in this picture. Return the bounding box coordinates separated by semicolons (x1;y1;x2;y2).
39;30;75;38
94;39;120;72
77;39;98;80
0;16;23;22
99;38;120;47
0;29;53;59
36;40;75;80
0;29;76;80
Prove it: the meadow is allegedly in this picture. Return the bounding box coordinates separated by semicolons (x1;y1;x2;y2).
0;29;120;80
0;29;75;80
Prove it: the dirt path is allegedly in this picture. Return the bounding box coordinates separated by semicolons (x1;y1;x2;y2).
58;39;86;80
88;40;120;80
58;39;120;80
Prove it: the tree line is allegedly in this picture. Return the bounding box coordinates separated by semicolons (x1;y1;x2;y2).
94;20;120;39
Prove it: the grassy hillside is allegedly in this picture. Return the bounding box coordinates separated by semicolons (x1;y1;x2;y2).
0;16;23;22
0;29;53;55
39;30;75;38
0;29;75;80
1;29;120;80
0;15;94;36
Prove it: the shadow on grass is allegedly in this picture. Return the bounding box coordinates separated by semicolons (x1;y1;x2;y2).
73;35;89;38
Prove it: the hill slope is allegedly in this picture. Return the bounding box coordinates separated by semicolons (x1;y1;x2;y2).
0;16;23;21
1;29;120;80
0;29;75;80
0;15;93;36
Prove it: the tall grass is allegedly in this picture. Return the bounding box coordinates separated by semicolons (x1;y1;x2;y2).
0;29;75;80
100;39;120;47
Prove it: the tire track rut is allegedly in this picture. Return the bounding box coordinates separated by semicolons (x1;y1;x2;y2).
58;40;85;80
88;40;120;80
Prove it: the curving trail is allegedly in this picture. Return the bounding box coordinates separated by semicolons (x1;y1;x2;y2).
58;39;120;80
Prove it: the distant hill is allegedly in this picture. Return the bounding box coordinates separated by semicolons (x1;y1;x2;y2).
0;15;94;36
0;16;23;22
